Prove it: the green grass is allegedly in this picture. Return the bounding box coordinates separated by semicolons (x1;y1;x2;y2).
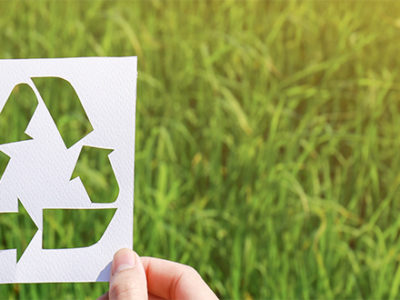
1;0;400;299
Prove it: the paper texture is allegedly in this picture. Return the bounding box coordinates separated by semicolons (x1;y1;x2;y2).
0;57;137;283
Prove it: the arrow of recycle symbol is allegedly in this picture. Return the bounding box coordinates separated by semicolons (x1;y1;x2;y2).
0;77;119;261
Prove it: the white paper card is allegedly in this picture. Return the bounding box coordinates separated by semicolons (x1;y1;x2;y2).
0;57;137;283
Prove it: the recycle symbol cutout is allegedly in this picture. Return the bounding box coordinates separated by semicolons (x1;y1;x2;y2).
0;77;119;261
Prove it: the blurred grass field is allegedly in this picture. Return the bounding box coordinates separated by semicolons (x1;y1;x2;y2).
1;0;400;299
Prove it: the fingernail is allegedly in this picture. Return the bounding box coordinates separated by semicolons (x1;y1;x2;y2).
112;248;137;275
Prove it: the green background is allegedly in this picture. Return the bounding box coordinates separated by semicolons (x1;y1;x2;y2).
1;0;400;299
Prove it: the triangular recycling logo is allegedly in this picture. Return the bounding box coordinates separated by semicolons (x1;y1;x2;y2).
0;57;137;283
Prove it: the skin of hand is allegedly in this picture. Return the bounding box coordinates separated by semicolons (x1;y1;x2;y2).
98;248;218;300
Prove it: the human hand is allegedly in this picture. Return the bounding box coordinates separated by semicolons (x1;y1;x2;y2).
98;248;218;300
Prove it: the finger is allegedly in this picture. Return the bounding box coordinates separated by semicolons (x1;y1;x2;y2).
148;294;164;300
141;257;217;300
100;291;163;300
109;249;148;300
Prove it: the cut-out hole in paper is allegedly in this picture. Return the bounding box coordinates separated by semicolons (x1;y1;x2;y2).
0;200;38;262
0;151;10;180
71;146;119;203
42;208;116;249
31;77;93;148
0;84;38;144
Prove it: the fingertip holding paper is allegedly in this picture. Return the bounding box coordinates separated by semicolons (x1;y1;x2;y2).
0;57;137;283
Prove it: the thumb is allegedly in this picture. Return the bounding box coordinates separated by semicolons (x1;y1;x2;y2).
109;248;148;300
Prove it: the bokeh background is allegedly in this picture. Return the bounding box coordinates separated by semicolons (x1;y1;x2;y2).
1;0;400;299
